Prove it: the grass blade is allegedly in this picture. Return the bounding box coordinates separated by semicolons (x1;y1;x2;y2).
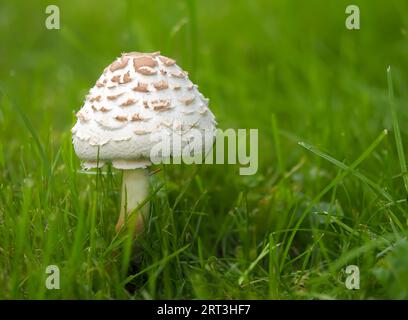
122;244;190;285
280;130;388;271
387;66;408;194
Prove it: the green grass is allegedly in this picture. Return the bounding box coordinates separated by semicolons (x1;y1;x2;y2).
1;0;408;299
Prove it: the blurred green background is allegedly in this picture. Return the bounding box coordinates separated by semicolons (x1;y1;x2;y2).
1;0;408;299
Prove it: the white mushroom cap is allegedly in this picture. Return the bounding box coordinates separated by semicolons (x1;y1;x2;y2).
72;52;217;169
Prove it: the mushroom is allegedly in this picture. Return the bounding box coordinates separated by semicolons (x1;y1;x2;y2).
71;52;217;235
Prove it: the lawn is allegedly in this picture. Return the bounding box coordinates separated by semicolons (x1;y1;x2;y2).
1;0;408;299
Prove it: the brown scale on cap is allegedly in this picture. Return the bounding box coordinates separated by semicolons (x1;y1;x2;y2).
137;66;157;76
89;95;101;102
170;71;187;78
96;82;104;88
151;99;171;111
99;106;110;112
107;93;123;101
160;69;167;75
133;55;157;75
153;80;169;91
158;55;176;66
173;85;181;90
133;82;149;92
115;115;128;122
133;56;157;70
120;72;132;84
120;99;137;107
180;97;195;106
130;113;143;121
111;75;121;83
109;56;129;72
143;101;149;109
76;111;89;122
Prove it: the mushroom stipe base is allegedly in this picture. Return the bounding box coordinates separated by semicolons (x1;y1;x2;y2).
116;169;150;235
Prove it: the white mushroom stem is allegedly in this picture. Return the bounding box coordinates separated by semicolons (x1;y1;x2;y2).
116;169;150;235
